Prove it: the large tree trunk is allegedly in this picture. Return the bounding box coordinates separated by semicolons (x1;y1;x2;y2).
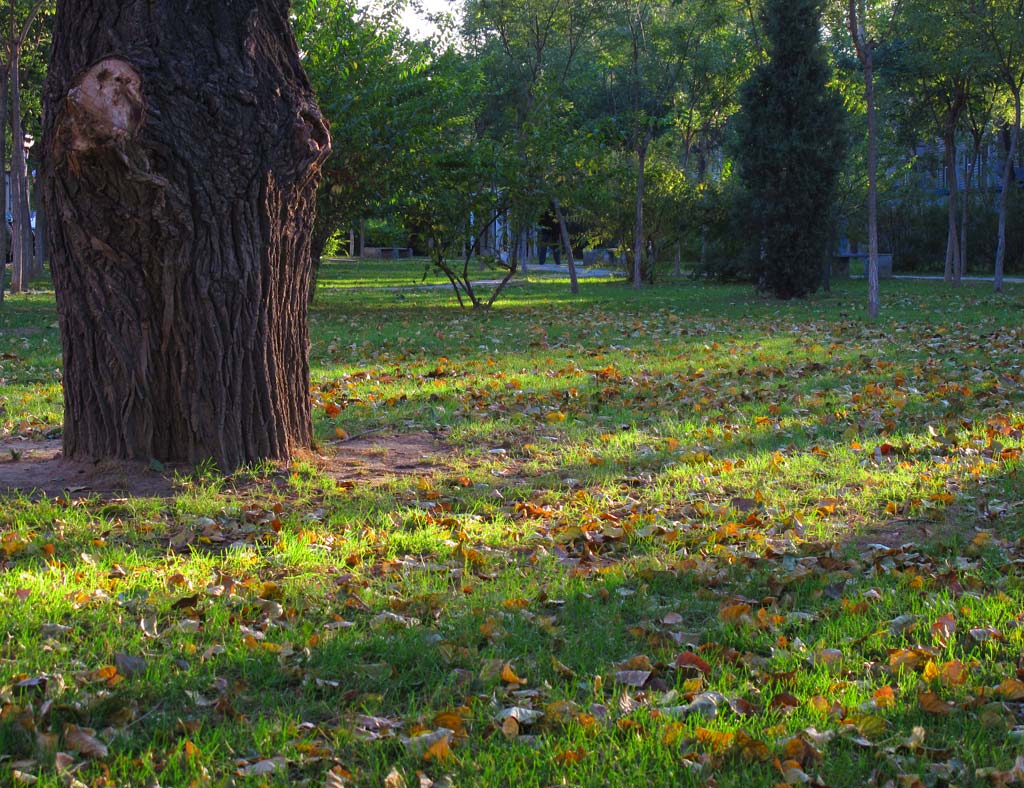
41;0;330;470
995;91;1020;293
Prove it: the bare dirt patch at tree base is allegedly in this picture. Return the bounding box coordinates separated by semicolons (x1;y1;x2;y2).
0;432;451;500
0;438;178;499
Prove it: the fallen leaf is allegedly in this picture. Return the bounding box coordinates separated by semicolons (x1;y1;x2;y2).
918;691;957;715
675;651;711;675
63;725;108;759
236;757;286;777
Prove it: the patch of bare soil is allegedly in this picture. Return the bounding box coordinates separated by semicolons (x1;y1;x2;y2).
315;431;451;486
0;432;451;500
847;507;979;552
0;439;177;499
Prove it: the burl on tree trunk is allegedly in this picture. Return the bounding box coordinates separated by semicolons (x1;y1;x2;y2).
41;1;330;470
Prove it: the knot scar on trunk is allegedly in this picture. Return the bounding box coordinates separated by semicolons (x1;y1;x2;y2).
65;58;144;152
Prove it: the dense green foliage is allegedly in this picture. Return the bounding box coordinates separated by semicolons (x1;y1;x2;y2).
732;0;845;298
285;0;1024;303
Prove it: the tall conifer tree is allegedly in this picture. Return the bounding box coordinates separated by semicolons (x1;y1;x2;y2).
733;0;845;299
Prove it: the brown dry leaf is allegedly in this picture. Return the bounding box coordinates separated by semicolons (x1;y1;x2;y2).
553;747;586;765
617;654;654;671
500;663;527;686
63;725;108;759
771;692;800;712
544;700;581;725
776;758;812;784
237;757;286;777
782;736;822;767
695;727;735;752
939;660;967;686
615;670;652;688
843;713;887;738
719;603;751;623
432;712;466;736
501;716;519;739
931;615;956;646
113;652;147;678
384;767;407;788
888;648;927;672
918;691;957;716
675;651;711;675
551;656;576;679
996;678;1024;700
662;722;688;746
325;766;351;787
424;735;454;763
735;731;772;762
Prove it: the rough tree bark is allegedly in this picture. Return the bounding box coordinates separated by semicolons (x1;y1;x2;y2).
41;0;330;470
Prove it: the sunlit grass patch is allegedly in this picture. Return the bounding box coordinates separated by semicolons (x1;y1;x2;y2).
1;275;1023;786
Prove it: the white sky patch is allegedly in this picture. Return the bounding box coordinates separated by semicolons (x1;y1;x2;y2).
356;0;461;40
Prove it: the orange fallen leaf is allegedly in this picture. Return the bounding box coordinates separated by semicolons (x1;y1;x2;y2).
719;603;751;623
695;727;734;752
918;691;957;715
872;685;896;708
501;663;527;685
996;678;1024;701
553;747;586;765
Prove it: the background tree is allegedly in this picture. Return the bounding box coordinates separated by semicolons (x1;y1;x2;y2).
967;0;1024;292
294;0;433;285
42;0;329;469
733;0;846;299
844;0;890;318
592;0;714;287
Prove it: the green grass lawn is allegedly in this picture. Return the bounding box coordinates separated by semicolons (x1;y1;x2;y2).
2;265;1023;787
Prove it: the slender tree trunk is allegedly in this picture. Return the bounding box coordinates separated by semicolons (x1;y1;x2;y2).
33;185;45;271
23;157;39;279
960;141;979;280
995;90;1020;293
943;129;961;285
633;139;648;289
42;0;330;469
0;66;8;305
552;196;578;295
864;44;880;319
9;17;25;293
